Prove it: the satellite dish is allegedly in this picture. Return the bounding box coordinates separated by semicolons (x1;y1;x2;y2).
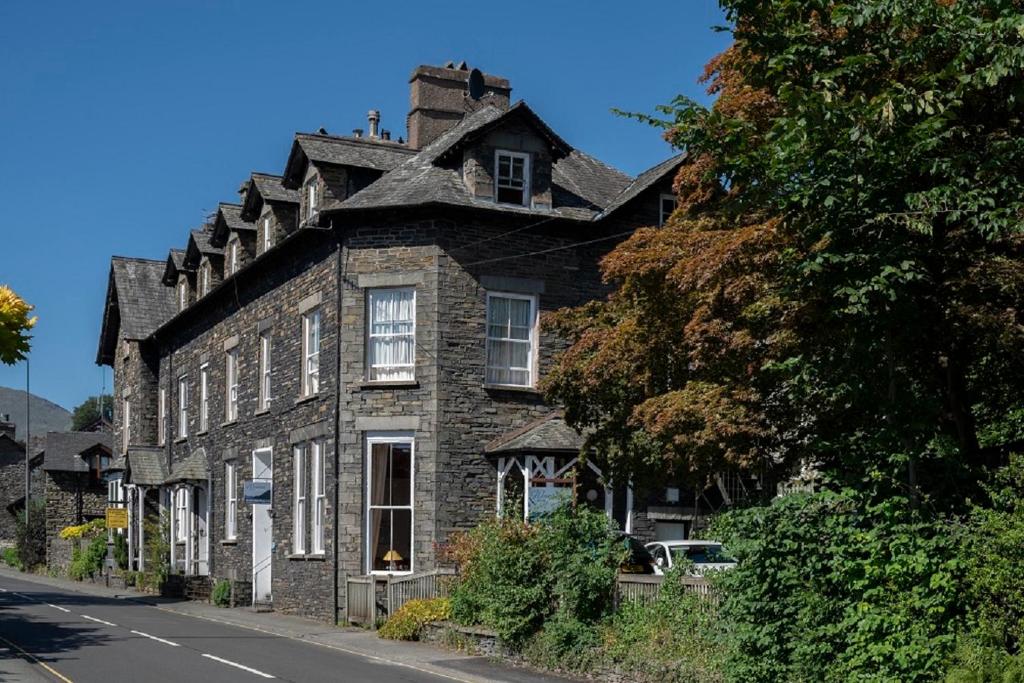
467;68;485;100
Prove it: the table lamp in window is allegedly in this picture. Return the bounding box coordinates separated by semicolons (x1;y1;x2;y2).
383;549;403;572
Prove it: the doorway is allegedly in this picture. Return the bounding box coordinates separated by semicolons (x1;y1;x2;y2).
252;448;273;603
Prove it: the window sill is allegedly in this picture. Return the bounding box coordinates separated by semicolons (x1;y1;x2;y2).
174;437;188;444
221;539;237;546
294;394;320;406
369;570;414;577
483;383;541;396
254;408;271;416
197;429;209;436
220;419;238;428
357;380;419;390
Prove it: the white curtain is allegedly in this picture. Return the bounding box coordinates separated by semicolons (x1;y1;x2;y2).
486;296;532;385
369;289;415;381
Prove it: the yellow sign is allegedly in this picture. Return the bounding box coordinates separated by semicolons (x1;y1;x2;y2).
105;507;128;529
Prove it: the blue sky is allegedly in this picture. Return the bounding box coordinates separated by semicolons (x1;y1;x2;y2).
0;1;729;411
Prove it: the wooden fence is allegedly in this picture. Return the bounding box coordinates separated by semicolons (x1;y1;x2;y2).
614;574;713;607
346;568;457;627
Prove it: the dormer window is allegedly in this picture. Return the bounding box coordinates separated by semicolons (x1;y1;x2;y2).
306;181;319;222
262;216;273;253
495;150;530;206
659;194;677;227
227;239;240;275
199;262;211;297
177;279;188;312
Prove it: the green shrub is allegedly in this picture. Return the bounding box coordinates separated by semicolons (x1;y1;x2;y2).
379;598;451;640
212;579;232;607
113;532;129;570
15;501;45;569
448;503;622;648
711;489;963;683
601;569;725;683
69;535;107;581
523;614;600;672
2;547;22;570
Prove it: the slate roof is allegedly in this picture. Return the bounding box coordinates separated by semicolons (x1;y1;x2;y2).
334;103;635;221
41;431;112;472
126;447;169;486
485;412;589;454
184;228;223;269
164;452;209;484
210;203;255;247
251;173;299;205
97;256;177;364
284;133;414;182
597;153;686;219
162;248;188;286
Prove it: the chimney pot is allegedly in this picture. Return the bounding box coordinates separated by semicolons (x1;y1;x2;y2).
352;128;363;138
367;109;381;139
381;130;391;141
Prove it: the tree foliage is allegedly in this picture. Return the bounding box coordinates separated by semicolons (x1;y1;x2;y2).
71;394;113;430
0;285;35;365
545;0;1024;496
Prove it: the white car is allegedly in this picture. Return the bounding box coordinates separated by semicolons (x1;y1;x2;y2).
645;540;736;576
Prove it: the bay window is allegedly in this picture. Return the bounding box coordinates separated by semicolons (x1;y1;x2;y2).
367;288;415;381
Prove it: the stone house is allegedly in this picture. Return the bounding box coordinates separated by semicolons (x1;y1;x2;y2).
0;417;45;547
39;431;112;570
98;62;703;622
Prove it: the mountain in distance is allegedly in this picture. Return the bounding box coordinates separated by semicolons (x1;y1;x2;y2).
0;386;72;442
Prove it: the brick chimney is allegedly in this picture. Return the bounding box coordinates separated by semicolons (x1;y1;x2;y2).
406;62;511;150
0;415;15;441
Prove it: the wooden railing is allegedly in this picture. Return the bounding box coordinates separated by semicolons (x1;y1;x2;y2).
386;568;457;617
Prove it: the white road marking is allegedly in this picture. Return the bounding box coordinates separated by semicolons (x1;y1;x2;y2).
82;614;117;626
130;630;180;647
46;603;70;613
0;587;8;591
201;654;275;678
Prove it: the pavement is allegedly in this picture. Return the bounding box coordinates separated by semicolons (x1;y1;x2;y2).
0;566;569;683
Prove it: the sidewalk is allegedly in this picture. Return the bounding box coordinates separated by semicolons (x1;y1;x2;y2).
0;566;569;683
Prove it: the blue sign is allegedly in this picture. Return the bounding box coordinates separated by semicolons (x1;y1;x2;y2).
243;480;272;505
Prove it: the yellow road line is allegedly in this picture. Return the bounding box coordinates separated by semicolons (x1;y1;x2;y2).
0;634;74;683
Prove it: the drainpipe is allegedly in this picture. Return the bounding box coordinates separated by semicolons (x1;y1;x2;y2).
332;218;344;624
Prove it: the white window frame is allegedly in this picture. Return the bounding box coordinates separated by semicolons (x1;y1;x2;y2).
258;331;272;411
365;432;414;575
227;238;240;275
494;150;531;207
177;376;188;439
262;216;272;253
225;348;239;422
311;440;326;554
302;310;321;397
178;279;188;311
199;363;210;432
158;388;166;446
366;288;416;381
199;261;211;297
122;397;130;454
306;181;319;222
485;292;538;388
175;487;188;543
225;461;237;540
659;193;677;227
293;445;306;555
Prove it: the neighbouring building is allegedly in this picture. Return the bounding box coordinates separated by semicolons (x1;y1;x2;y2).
0;416;45;547
96;61;749;622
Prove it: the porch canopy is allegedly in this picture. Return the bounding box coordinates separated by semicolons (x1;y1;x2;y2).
164;452;209;485
123;447;169;486
485;412;610;520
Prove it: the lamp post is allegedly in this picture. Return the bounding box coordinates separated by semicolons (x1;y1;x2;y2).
24;356;30;531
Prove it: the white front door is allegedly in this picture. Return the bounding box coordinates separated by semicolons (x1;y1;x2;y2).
252;448;273;603
195;485;210;576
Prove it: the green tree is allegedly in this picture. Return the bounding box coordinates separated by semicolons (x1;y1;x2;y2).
545;0;1024;499
71;394;113;430
0;285;35;365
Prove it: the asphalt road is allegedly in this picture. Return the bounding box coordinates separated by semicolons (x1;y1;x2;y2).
0;573;530;683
